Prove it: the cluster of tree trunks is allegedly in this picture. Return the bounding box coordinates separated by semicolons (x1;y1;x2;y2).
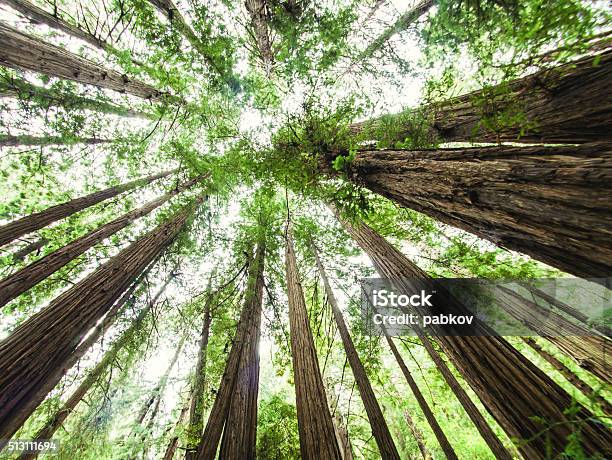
338;143;612;278
335;212;611;459
0;196;202;439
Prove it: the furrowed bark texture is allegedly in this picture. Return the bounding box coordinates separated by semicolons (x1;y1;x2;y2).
0;168;175;247
345;143;612;278
219;242;265;460
285;228;342;460
0;22;181;102
0;198;200;439
311;239;400;460
383;330;458;460
336;213;611;459
195;248;262;459
522;337;612;416
20;276;172;460
0;174;203;307
245;0;275;75
350;49;612;144
419;336;514;460
0;134;112;147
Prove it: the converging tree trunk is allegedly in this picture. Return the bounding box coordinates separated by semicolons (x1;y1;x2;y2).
350;49;612;144
311;238;400;460
335;211;611;459
0;134;112;147
336;143;612;278
0;168;176;247
0;22;182;103
245;0;275;75
285;226;342;460
0;197;202;439
0;173;204;307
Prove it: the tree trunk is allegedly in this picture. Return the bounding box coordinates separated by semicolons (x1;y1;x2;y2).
218;241;265;460
522;337;612;416
11;237;48;262
335;211;611;459
0;197;202;439
19;275;173;460
0;22;182;103
340;143;612;278
418;336;514;460
403;409;432;460
285;226;342;460
245;0;275;75
164;401;191;460
0;173;203;307
324;378;354;460
311;239;400;460
384;330;458;460
0;168;176;247
0;134;112;147
350;49;612;144
0;75;153;119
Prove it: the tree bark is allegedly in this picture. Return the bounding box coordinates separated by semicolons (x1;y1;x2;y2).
384;330;458;460
164;401;191;460
285;226;342;460
0;22;182;103
0;196;202;439
335;211;611;459
0;168;176;247
350;49;612;144
522;337;612;417
403;409;432;460
311;238;400;460
340;143;612;278
11;237;48;262
245;0;275;75
0;173;204;307
218;241;265;460
324;378;354;460
0;134;112;147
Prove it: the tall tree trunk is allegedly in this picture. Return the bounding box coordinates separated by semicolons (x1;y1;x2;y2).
285;226;342;460
0;134;112;147
418;336;514;460
522;337;612;416
350;49;612;144
11;237;48;262
325;378;354;460
195;246;262;459
19;275;173;460
0;197;202;439
245;0;275;76
0;22;182;103
218;241;266;460
0;173;204;307
335;211;611;459
311;239;400;460
0;75;153;119
495;286;610;384
384;330;458;460
403;409;432;460
164;402;190;460
336;143;612;278
0;168;176;247
184;290;215;460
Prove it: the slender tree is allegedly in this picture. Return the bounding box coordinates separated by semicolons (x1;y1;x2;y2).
0;168;176;247
245;0;275;75
329;143;612;278
0;173;205;307
164;402;190;460
402;410;432;460
11;237;48;262
285;225;342;460
311;238;400;460
335;210;611;459
0;196;203;439
0;134;112;147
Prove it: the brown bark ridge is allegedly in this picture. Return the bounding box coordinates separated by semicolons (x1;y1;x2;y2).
0;173;205;308
0;22;182;103
0;196;202;439
311;238;400;460
19;274;173;460
245;0;275;76
494;286;610;384
334;210;611;459
403;410;432;460
383;330;458;460
0;134;113;147
418;336;514;460
350;48;612;144
0;168;176;247
285;225;342;460
218;242;265;460
195;245;263;459
345;143;612;278
522;337;612;417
